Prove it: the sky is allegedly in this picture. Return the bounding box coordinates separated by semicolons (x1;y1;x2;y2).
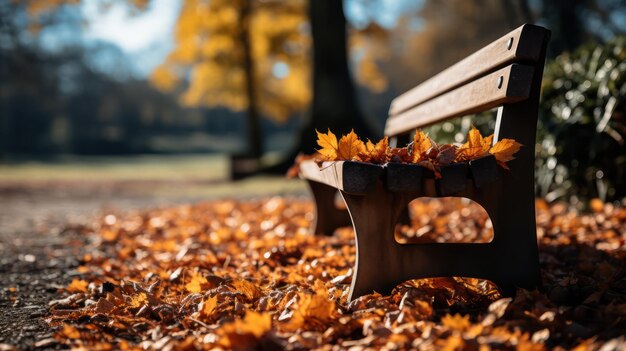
80;0;421;77
81;0;181;76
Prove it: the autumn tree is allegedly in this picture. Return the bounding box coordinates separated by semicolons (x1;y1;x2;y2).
151;0;379;174
19;0;382;169
151;0;311;159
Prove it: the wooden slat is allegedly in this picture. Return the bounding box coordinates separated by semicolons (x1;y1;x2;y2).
299;160;383;194
384;64;534;136
388;24;546;117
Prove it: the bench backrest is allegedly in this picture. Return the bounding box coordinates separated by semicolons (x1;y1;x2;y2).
384;24;550;138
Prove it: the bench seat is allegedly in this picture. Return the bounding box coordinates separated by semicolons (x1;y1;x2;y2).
299;155;501;197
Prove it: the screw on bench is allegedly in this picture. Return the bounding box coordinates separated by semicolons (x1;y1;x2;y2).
507;37;514;50
497;76;504;89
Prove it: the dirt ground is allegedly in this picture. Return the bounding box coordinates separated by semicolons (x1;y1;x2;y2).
0;182;161;349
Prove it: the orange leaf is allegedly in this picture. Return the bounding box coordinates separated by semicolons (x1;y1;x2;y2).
315;129;338;161
490;138;522;169
185;272;208;293
336;130;365;161
458;126;492;161
412;130;432;162
279;293;338;331
441;313;471;331
59;325;81;339
67;279;88;293
127;292;148;309
360;136;389;164
218;311;272;348
199;295;218;317
229;279;261;301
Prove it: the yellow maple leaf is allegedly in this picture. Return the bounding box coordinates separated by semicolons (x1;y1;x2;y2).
336;130;365;161
490;138;522;169
315;129;338;160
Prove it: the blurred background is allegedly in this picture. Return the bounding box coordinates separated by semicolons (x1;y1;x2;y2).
1;0;625;208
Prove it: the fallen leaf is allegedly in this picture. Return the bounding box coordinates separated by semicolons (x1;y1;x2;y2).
360;136;389;164
218;311;272;349
185;272;208;293
316;129;339;161
490;138;522;169
337;130;365;161
66;279;88;293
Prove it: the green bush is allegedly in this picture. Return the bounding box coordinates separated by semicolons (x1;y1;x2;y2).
538;37;626;203
424;37;626;204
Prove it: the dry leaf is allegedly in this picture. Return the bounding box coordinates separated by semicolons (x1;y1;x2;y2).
316;129;339;161
47;181;626;350
66;279;88;293
411;130;432;162
336;130;365;161
359;136;389;164
185;272;208;293
490;138;522;169
456;126;493;161
218;311;272;349
441;314;471;331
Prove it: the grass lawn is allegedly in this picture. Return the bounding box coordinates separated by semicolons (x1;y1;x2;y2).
0;154;307;199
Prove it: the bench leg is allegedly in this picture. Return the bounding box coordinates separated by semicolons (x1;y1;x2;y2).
470;186;542;295
341;181;540;301
307;180;353;236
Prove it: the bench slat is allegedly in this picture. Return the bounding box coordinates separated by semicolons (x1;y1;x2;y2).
388;24;546;118
384;64;534;136
299;160;383;195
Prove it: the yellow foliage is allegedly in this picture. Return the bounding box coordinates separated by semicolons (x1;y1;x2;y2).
150;0;311;123
24;0;384;123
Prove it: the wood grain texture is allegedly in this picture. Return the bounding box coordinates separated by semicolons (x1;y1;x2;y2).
299;160;383;195
388;24;545;117
306;180;352;236
384;64;534;136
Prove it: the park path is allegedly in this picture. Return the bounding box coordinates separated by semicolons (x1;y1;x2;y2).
0;180;227;350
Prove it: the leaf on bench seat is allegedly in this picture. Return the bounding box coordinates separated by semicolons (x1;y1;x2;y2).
337;130;365;161
411;130;433;163
359;136;390;164
490;139;522;170
316;129;365;162
456;126;493;162
299;128;522;180
316;129;339;160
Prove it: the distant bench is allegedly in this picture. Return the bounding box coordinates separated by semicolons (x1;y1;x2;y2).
298;24;551;301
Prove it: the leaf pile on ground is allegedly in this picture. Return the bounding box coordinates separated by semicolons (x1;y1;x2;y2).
47;197;626;350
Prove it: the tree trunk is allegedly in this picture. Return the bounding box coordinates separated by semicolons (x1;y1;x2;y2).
233;0;377;177
543;0;583;57
299;0;376;154
239;0;262;158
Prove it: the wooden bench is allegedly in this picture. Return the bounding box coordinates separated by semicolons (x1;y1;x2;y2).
298;24;551;301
